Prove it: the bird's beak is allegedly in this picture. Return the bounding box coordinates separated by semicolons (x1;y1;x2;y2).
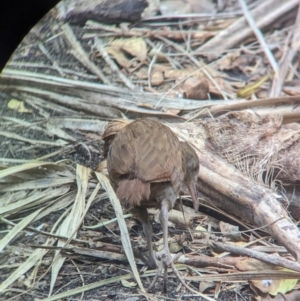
188;181;199;212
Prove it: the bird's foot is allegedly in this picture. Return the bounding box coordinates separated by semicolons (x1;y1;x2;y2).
156;249;174;266
147;249;183;293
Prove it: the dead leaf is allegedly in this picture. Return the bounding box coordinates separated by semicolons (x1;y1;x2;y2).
106;46;129;68
122;38;147;62
183;77;210;100
152;63;173;73
110;38;147;62
136;65;172;80
8;99;31;113
269;274;298;296
151;71;164;86
251;280;272;295
236;257;275;271
135;67;149;79
242;257;298;296
169;238;182;253
199;281;215;293
148;48;167;62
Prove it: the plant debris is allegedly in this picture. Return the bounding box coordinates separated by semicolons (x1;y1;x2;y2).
1;0;300;300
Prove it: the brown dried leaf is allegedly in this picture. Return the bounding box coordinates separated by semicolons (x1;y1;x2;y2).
250;275;298;296
148;48;168;62
236;257;276;272
183;77;210;100
106;46;129;68
122;38;147;62
110;38;147;62
151;71;164;86
199;281;215;293
135;67;149;79
136;64;172;79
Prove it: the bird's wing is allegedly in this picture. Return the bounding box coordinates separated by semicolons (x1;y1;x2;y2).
107;119;183;186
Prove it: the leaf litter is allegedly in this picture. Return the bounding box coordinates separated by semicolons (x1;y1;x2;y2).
1;0;300;300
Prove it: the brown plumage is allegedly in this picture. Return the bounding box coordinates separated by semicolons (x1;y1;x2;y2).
106;118;199;291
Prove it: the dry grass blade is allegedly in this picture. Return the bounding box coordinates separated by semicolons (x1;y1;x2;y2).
238;0;278;74
0;186;70;215
32;190;77;222
95;172;145;293
0;179;74;192
0;131;68;147
0;162;78;294
0;208;43;252
49;164;90;296
0;161;57;180
185;270;300;282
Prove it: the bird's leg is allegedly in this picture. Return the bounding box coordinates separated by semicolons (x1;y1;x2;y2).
148;200;175;292
148;200;188;293
156;199;172;265
131;207;157;269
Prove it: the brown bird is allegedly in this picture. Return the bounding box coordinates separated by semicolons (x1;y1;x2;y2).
106;118;199;291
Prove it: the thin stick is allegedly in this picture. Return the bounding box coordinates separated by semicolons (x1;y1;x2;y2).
270;2;300;97
211;241;300;273
238;0;278;75
147;44;163;88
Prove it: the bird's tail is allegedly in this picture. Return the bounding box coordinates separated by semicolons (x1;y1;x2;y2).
116;179;150;208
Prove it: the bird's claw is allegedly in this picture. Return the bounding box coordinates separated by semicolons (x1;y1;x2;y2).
147;250;183;293
156;249;173;266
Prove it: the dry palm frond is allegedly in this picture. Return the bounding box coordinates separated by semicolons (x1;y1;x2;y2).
95;172;145;293
0;161;76;294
